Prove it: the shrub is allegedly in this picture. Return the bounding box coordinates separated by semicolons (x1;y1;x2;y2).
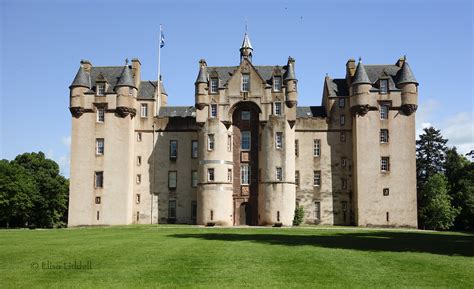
293;207;304;226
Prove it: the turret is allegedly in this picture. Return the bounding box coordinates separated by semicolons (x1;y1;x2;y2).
284;56;298;108
195;59;208;110
115;60;137;118
396;57;418;116
69;60;91;118
240;32;253;63
350;58;372;116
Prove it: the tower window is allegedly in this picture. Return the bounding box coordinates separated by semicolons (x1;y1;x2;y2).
241;131;251;151
191;140;198;158
191;170;198;187
137;156;142;166
96;211;100;220
207;168;215;182
168;200;176;219
242;74;250;92
168;171;177;189
97;107;105;123
341;178;347;190
274;102;282;115
136;174;141;184
208;134;215;151
137;132;142;142
380;79;388;94
241;110;251;120
273;76;282;91
141;103;148;118
136;194;141;204
341;157;347;167
97;83;105;96
381;157;390;172
314;202;321;220
380;129;389;143
340;115;345;126
383;188;390;196
227;135;232;152
313;171;321;186
340;132;346;142
241;164;250;185
380;104;389;119
170;140;178;159
295;140;299;157
276;167;283;181
210;104;217;118
210;78;218;93
95;197;101;204
228;169;232;182
95;171;103;188
275;132;283;149
96;138;104;155
295;170;300;186
339;98;345;108
313;139;321;157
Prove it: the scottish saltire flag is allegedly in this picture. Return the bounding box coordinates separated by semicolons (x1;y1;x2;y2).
160;29;165;48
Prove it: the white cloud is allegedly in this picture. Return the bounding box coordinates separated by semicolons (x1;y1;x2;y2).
442;112;474;155
61;136;71;147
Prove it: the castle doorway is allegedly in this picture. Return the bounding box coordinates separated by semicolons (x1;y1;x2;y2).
239;202;252;225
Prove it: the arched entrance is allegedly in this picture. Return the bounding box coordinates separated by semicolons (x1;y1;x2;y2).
239;202;252;225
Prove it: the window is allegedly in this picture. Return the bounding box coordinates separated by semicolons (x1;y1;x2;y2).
136;211;140;221
168;171;177;188
276;167;283;181
241;131;251;151
168;200;176;219
136;194;140;204
340;115;345;126
227;135;232;152
97;211;100;221
314;202;321;220
137;132;142;142
191;201;197;220
275;132;283;149
386;212;390;222
381;157;390;172
241;110;251;120
274;102;282;115
340;132;346;142
380;79;388;94
380;129;389;143
242;74;250;92
313;171;321;186
141;103;148;118
96;138;104;155
241;164;250;185
210;78;218;93
295;140;299;156
208;134;215;151
210;104;217;118
95;171;103;188
339;98;345;108
170;140;178;159
95;197;101;204
383;188;390;196
191;170;198;187
341;157;347;167
97;107;105;122
295;171;300;186
273;76;282;91
313;139;321;157
380;104;389;119
191;140;198;158
207;168;215;182
228;169;232;182
341;178;347;190
136;174;141;184
137;156;142;166
97;83;105;96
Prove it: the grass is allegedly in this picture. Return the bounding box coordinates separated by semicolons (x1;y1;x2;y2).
0;225;473;288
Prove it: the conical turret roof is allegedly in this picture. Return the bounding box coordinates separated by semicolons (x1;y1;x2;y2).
397;61;418;85
116;65;136;89
241;32;253;50
284;57;296;81
195;60;208;84
70;66;90;89
352;59;371;85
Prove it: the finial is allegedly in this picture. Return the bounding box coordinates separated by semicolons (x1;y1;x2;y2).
358;57;362;63
125;58;129;65
403;55;407;61
325;73;328;77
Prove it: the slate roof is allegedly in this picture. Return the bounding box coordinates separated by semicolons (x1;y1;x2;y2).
70;66;91;88
206;65;287;87
397;62;418;85
296;106;327;118
86;66;125;93
116;66;136;88
158;106;196;118
326;78;349;97
352;62;371;85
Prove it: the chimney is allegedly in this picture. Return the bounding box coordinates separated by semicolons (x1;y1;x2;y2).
396;55;406;68
131;58;141;89
80;59;92;71
346;58;356;78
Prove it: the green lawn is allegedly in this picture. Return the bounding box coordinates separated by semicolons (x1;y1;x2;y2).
0;225;473;288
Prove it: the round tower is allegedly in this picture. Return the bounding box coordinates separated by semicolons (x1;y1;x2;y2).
258;116;296;226
115;61;137;118
284;57;298;108
195;59;208;110
69;60;91;118
350;58;372;116
197;118;234;226
397;58;418;116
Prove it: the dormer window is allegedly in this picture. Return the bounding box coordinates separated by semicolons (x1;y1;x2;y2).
97;83;105;96
210;78;218;93
380;79;388;94
273;76;282;91
242;74;250;92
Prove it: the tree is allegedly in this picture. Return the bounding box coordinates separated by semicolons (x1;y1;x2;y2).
419;173;460;230
445;148;474;231
0;160;36;228
293;207;305;226
416;127;448;190
11;152;69;228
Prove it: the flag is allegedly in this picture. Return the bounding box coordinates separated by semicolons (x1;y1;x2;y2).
160;29;165;48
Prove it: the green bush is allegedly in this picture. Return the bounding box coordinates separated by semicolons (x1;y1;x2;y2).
293;207;304;226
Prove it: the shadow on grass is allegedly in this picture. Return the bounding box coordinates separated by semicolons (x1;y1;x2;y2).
171;231;474;257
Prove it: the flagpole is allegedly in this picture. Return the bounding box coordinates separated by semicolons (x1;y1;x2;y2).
156;24;162;116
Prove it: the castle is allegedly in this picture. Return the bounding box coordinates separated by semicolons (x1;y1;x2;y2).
68;33;418;227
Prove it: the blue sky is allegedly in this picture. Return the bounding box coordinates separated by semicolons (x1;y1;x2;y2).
1;0;472;177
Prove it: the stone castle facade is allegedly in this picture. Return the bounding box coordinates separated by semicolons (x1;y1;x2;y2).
68;33;418;227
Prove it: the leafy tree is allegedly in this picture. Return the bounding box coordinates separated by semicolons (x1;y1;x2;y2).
0;160;36;228
445;148;474;231
416;127;448;190
293;207;305;226
419;173;460;230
